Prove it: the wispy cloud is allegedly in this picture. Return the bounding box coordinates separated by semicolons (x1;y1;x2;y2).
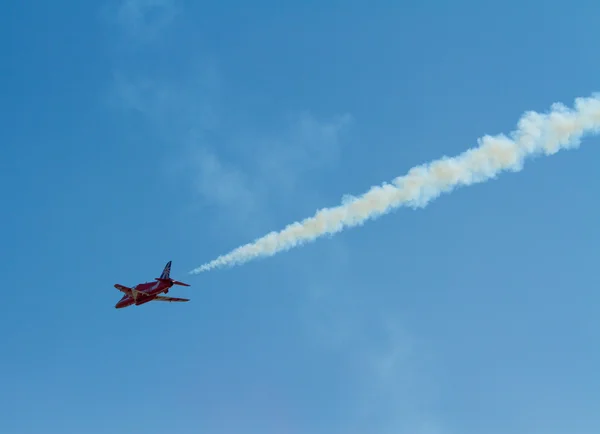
186;145;259;223
356;319;443;434
111;0;180;43
183;111;353;234
107;60;352;238
108;65;220;133
253;112;353;194
103;0;353;236
299;248;444;434
343;317;443;434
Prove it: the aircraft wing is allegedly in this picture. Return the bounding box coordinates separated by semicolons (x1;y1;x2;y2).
114;284;132;293
153;295;190;302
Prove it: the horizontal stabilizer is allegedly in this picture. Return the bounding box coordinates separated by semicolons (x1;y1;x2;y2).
154;278;190;287
153;295;190;302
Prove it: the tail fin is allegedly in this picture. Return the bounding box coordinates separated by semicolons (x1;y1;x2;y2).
155;260;191;286
159;261;172;280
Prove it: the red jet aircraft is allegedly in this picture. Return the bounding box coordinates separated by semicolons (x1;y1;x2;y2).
114;261;191;309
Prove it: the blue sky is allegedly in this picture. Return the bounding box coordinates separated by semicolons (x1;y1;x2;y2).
2;1;600;433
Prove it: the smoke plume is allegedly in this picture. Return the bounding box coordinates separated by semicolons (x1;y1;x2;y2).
190;93;600;274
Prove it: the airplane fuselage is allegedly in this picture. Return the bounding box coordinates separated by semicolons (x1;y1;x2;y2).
115;280;172;309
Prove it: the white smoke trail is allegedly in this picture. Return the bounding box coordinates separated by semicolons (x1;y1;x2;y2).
190;93;600;274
